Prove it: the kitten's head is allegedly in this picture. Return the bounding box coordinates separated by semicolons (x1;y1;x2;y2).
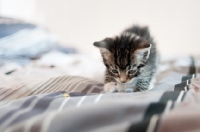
93;33;151;83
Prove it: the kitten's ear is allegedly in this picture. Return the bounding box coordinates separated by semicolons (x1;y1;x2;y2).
93;38;112;49
134;43;151;60
93;38;113;59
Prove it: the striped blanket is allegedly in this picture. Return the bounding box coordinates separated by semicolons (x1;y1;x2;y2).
0;56;200;132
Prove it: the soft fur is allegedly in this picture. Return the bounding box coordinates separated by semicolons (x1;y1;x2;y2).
94;25;157;93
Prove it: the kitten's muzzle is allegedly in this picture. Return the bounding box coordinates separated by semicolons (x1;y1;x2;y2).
120;77;127;83
116;83;133;92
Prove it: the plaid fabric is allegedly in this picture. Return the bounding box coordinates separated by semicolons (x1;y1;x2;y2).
0;76;103;102
0;56;200;132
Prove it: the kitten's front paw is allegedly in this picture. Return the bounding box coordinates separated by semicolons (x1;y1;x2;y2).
104;82;117;93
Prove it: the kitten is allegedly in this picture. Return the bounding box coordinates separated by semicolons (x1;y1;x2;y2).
94;25;157;93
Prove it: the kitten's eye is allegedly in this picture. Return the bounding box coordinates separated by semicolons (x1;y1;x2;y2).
111;69;118;74
128;70;136;74
138;64;145;68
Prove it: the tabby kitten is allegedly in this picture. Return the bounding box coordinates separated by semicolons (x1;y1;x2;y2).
93;25;157;93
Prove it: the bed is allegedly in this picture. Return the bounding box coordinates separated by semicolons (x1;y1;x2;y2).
0;17;200;132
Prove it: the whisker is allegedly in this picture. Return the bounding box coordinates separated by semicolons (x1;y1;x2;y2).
105;76;118;82
105;76;115;79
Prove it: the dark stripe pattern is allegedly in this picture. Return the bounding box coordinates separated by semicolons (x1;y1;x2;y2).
128;56;196;132
0;76;104;102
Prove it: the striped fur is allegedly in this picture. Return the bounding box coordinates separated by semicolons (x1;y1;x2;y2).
94;25;157;92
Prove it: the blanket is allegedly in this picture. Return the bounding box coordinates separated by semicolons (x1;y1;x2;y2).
0;56;200;132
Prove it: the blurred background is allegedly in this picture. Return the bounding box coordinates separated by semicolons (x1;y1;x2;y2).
0;0;200;56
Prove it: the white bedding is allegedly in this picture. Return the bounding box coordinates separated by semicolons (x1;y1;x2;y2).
0;49;197;89
0;51;105;88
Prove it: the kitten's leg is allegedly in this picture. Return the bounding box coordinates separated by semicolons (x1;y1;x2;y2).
104;82;117;93
104;70;117;93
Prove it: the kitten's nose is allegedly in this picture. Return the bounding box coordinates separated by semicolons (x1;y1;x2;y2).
120;78;127;83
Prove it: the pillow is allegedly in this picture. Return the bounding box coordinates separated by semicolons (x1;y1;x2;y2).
0;17;76;66
0;17;36;38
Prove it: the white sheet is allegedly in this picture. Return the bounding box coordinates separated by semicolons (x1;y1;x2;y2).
0;51;105;88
